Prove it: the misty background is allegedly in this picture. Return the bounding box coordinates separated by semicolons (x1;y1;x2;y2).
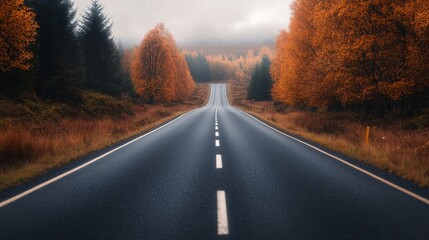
73;0;292;47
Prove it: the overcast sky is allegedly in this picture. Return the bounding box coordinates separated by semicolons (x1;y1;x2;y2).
73;0;293;47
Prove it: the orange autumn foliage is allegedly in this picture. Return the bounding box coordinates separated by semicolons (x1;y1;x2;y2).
131;24;194;103
271;31;293;105
121;48;135;76
272;0;429;114
0;0;37;72
174;51;195;101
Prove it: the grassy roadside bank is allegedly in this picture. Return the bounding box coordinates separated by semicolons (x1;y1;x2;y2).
0;84;209;190
228;81;429;187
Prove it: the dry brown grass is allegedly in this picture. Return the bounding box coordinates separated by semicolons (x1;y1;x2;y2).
228;80;429;187
0;84;209;190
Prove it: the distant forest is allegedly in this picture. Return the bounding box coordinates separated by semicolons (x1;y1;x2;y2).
184;47;274;83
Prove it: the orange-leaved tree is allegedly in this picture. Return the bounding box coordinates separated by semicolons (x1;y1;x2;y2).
316;0;429;113
325;0;411;109
131;23;194;103
271;30;292;104
0;0;38;72
173;52;195;101
272;0;429;114
402;0;429;112
271;0;321;107
163;28;195;102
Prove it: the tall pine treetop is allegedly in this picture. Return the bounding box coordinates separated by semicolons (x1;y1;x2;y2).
80;0;112;40
247;55;273;101
28;0;85;102
79;0;131;96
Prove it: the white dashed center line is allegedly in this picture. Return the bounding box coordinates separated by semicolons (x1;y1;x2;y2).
214;86;229;236
216;154;223;169
217;191;229;235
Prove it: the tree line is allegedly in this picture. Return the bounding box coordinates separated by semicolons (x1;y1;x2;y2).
184;49;274;101
185;47;274;83
0;0;194;104
271;0;429;116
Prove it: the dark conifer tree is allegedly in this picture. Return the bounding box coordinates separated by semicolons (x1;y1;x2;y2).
248;64;261;99
247;56;273;100
117;40;135;95
28;0;85;102
185;53;212;82
79;0;128;96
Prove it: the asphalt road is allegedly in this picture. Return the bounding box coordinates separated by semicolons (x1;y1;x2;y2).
1;84;428;239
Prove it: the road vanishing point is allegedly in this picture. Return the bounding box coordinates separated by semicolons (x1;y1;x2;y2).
1;84;429;239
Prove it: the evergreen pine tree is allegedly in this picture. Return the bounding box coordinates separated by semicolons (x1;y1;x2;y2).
28;0;85;102
117;40;135;95
247;56;273;100
185;53;212;82
79;0;127;96
247;64;261;99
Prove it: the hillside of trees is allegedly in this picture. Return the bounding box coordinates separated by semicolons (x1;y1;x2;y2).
271;0;429;116
0;0;194;106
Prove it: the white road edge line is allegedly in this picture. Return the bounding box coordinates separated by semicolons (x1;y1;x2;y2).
232;105;429;206
217;190;229;235
216;154;223;169
215;140;220;147
0;86;217;209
